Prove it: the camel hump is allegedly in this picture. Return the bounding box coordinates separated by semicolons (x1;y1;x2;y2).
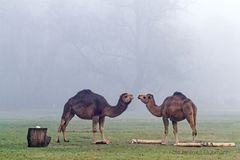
78;89;93;94
173;91;187;99
72;89;93;99
183;98;191;104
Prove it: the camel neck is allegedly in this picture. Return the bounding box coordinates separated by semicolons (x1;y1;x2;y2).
104;99;128;118
146;101;162;117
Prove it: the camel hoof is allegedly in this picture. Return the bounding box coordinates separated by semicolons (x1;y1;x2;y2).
161;141;168;145
64;139;69;142
175;141;179;145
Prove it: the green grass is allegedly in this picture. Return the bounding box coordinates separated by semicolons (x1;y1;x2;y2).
1;116;240;160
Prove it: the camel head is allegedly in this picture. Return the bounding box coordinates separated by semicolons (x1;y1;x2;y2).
138;94;154;104
120;93;134;104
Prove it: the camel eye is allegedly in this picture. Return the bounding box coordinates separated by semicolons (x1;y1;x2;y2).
143;97;146;99
124;95;128;98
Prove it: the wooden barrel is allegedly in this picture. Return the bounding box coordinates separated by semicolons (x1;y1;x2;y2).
27;128;51;147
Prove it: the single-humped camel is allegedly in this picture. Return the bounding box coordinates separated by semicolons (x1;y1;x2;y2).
138;92;197;144
57;89;134;143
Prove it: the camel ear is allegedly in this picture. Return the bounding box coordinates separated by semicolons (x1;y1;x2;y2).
148;94;153;99
121;93;128;97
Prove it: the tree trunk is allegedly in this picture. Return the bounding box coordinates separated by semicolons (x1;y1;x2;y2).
27;128;51;147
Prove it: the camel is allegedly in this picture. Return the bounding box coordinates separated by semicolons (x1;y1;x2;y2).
57;89;134;143
138;92;197;144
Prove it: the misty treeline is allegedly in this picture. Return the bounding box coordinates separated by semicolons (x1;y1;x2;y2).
0;0;239;110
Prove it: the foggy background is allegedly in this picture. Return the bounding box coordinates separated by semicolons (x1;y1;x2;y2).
0;0;240;118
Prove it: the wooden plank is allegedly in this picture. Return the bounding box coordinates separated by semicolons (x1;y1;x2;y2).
128;139;162;144
176;142;236;147
175;142;202;147
202;142;236;147
95;140;110;144
128;139;236;147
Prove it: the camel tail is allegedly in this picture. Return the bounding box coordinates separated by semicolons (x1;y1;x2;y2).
58;101;72;132
61;100;72;119
192;103;197;127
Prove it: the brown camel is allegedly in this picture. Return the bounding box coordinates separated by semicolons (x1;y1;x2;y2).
57;89;134;143
138;92;197;144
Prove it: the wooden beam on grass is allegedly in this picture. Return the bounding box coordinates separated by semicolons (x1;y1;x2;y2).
128;139;236;147
174;142;202;147
95;140;110;145
175;142;236;147
128;139;162;144
202;142;236;147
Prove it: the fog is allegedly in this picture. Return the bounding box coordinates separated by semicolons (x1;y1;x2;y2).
0;0;240;117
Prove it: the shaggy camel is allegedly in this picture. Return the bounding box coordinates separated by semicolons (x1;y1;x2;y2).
57;89;133;143
138;92;197;144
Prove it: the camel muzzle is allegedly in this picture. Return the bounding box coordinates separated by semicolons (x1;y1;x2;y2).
129;94;134;100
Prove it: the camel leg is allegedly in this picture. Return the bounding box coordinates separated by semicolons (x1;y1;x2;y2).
186;115;197;142
99;116;107;141
162;117;169;144
172;121;179;144
57;113;74;143
92;116;99;143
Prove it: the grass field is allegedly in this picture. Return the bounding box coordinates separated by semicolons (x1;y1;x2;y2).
0;115;240;160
